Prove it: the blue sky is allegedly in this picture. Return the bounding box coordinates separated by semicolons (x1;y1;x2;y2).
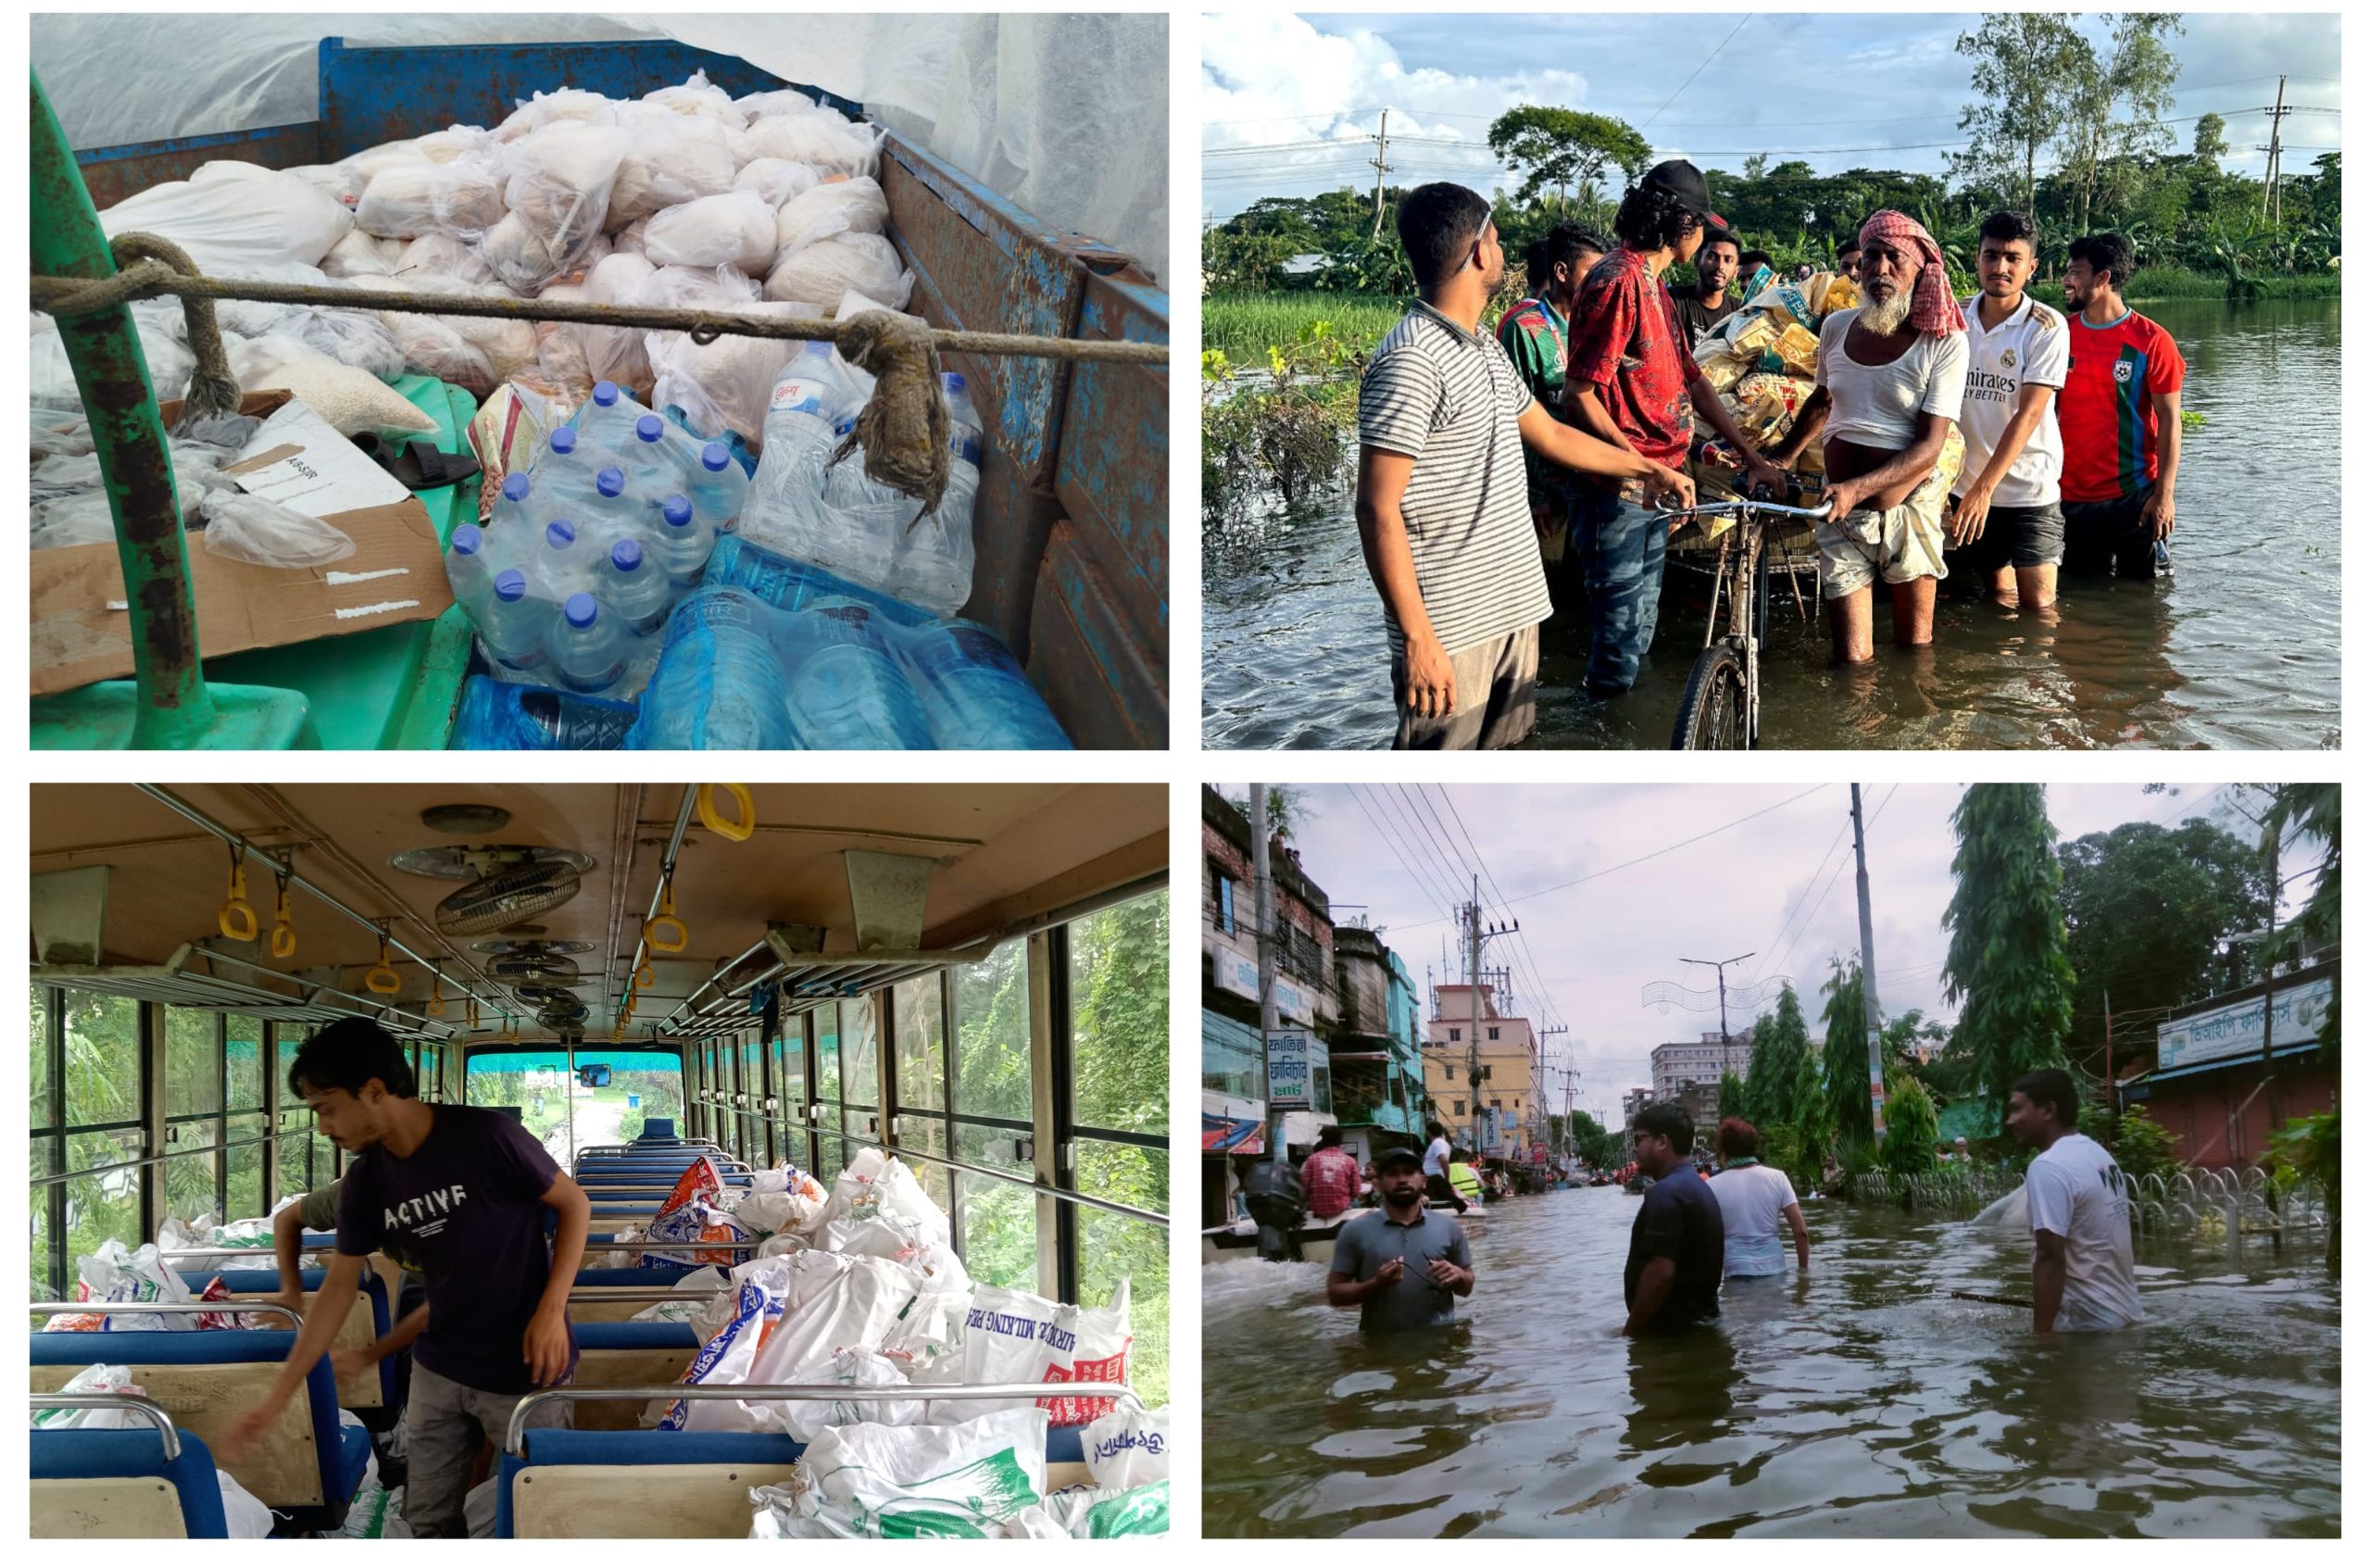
1218;784;2315;1126
1202;10;2342;219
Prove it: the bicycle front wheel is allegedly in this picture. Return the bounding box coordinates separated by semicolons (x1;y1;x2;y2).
1672;643;1750;750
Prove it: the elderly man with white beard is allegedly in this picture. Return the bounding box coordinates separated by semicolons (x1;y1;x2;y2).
1771;210;1970;663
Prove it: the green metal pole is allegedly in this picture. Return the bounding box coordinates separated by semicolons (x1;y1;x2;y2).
31;70;216;746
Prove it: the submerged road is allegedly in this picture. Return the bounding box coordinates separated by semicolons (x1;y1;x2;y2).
1201;1184;2339;1537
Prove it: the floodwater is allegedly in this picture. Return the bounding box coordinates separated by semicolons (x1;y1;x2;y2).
1200;1185;2340;1537
1201;298;2341;749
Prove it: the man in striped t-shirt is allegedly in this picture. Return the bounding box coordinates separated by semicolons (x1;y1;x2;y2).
1358;183;1692;749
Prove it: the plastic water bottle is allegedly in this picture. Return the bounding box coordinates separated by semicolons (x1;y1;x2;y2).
887;372;983;618
686;442;748;534
814;417;910;591
600;539;672;635
551;592;626;693
451;673;639;750
480;569;551;672
575;466;647;558
444;524;494;620
626;586;797;749
576;380;646;459
703;533;935;622
621;412;696;495
491;471;540;532
902;620;1072;748
651;495;715;590
535;518;593;597
744;341;854;555
783;598;935;749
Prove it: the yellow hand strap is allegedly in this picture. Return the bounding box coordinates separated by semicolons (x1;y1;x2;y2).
218;847;257;942
696;783;754;842
365;936;401;996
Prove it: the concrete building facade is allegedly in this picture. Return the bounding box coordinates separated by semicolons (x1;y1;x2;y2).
1424;982;1541;1158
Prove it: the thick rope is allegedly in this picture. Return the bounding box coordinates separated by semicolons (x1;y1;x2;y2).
31;259;1171;367
86;235;241;423
829;311;949;521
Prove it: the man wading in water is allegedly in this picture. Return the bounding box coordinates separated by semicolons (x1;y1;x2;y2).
2006;1068;2142;1334
1770;209;1969;663
1327;1144;1475;1332
1622;1102;1725;1336
1356;182;1691;749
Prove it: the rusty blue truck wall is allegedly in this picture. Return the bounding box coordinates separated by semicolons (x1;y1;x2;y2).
64;33;1169;749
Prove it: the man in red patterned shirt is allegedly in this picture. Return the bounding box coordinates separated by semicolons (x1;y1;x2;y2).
1301;1125;1362;1221
1564;160;1789;695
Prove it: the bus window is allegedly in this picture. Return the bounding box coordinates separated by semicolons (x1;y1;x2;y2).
613;1055;681;1142
952;940;1037;1290
54;992;143;1298
840;997;881;1176
892;975;951;1215
1066;891;1171;1407
161;1008;221;1228
224;1015;267;1222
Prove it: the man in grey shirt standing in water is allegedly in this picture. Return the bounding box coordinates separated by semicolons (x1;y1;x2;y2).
1328;1145;1475;1332
1356;182;1691;749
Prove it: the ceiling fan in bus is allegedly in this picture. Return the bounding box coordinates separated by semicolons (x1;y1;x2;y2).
481;943;585;987
387;845;594;937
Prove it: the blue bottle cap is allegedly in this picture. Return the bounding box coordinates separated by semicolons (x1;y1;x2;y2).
596;467;626;498
565;592;598;629
452;523;483;555
494;569;527;601
661;495;694;528
549;426;577;456
502;471;531;503
702;443;731;472
611;539;645;572
593;380;620;408
943;371;966;395
546;520;576;548
834;417;859;438
636;414;666;443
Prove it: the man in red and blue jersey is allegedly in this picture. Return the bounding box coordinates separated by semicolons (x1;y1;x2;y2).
2056;232;2186;579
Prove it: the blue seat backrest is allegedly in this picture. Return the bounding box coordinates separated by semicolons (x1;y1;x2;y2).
31;1426;231;1537
32;1328;349;1507
178;1266;398;1406
575;1321;699;1351
572;1263;696;1286
641;1119;677;1139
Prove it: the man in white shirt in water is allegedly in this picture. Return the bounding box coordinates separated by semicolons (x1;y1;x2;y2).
2006;1068;2142;1333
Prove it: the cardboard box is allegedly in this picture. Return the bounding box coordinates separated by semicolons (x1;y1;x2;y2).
30;391;457;698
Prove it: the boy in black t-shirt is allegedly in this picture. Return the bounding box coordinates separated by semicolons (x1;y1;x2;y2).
218;1019;591;1537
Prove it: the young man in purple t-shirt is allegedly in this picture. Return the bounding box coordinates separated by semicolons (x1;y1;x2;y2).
218;1019;592;1537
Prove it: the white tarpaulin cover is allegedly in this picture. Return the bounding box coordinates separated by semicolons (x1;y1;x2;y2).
31;11;1166;286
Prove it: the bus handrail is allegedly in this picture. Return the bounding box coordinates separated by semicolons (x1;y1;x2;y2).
566;1287;718;1302
585;1242;763;1257
506;1381;1135;1456
826;1128;1169;1229
29;1299;303;1329
30;1130;280;1189
29;1392;182;1459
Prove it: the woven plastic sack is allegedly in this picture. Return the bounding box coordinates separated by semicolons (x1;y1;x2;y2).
200;489;358;569
825;1148;951;1248
954;1277;1131;1425
764;232;912;313
756;1408;1049;1538
645;190;779;273
1081;1403;1169;1488
775;177;888;256
741;1251;924;1401
735;158;824;207
228;333;436;436
657;1277;775;1432
100;169;354;270
33;1363;144;1424
772;1348;926;1440
50;1240;197;1332
1005;1481;1170;1538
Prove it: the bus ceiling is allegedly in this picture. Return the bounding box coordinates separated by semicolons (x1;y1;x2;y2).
30;783;1165;1039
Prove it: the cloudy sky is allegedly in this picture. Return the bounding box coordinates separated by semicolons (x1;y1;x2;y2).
1225;783;2311;1126
1202;10;2342;219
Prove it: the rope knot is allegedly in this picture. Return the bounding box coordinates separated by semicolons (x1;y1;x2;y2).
33;232;239;425
828;310;950;521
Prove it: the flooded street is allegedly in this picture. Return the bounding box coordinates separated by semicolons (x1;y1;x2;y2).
1200;1185;2340;1537
1202;298;2340;750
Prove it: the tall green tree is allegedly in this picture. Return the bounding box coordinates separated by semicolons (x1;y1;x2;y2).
1952;11;2091;218
2057;816;2269;1076
1879;1073;1941;1173
2192;111;2228;168
1942;784;2075;1137
2058;13;2185;234
2265;782;2341;1063
1487;106;1652;211
1820;960;1876;1161
1742;982;1812;1129
1717;1069;1747;1122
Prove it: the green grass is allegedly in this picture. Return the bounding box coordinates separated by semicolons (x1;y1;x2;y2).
2126;265;2340;300
1203;291;1405;362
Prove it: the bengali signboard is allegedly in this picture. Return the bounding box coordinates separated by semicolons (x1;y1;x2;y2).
1207;939;1314;1023
2156;975;2332;1073
1265;1028;1313;1109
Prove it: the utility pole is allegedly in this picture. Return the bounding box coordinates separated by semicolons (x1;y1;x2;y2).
1679;951;1755;1064
2258;77;2289;224
1249;784;1284;1166
2103;987;2116;1120
1461;876;1518;1162
1369;109;1394;241
2260;816;2283;1131
1850;785;1889;1139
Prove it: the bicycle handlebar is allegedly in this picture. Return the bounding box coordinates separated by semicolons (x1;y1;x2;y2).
1654;494;1834;521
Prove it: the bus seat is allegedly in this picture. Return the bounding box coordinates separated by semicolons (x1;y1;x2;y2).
31;1329;367;1516
179;1267;394;1411
568;1322;700;1429
497;1421;1092;1538
640;1118;677;1139
31;1424;230;1538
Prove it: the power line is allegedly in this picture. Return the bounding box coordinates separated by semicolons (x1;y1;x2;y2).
1642;11;1755;131
1344;784;1466;935
1429;784;1567;1035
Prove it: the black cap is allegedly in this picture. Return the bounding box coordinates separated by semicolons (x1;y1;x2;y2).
1702;211;1737;248
1374;1145;1424;1171
1640;158;1711;217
